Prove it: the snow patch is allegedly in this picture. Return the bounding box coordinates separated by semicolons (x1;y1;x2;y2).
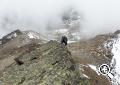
27;32;40;39
110;34;120;84
7;33;18;39
88;64;97;72
104;34;120;85
68;40;76;43
83;74;90;79
13;33;17;37
88;64;100;75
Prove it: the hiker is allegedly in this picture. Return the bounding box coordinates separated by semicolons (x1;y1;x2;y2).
61;35;68;46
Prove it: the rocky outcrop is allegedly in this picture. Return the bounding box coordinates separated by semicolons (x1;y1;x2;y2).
0;41;90;85
114;30;120;35
1;29;22;44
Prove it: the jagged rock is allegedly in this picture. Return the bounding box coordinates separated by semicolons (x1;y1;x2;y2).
114;30;120;35
1;29;22;44
0;41;90;85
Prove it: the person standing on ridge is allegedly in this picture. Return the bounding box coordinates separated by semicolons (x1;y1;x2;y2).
61;35;68;46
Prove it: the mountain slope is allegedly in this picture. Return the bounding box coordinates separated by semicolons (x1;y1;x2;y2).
0;29;120;85
0;30;48;59
0;41;90;85
104;30;120;85
68;31;120;85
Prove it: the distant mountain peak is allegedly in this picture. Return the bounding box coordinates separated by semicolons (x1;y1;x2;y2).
0;29;48;50
24;30;48;41
1;29;22;44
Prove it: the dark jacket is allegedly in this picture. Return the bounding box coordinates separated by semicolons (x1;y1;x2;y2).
61;36;68;46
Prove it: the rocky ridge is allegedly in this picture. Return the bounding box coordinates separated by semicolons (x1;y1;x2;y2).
0;40;89;85
0;29;120;85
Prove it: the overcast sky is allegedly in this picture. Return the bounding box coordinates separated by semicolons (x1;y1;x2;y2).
0;0;120;38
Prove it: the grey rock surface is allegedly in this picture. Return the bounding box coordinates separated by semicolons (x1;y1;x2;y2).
0;41;89;85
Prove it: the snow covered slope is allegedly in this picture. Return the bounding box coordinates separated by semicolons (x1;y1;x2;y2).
104;31;120;85
110;34;120;85
24;30;48;41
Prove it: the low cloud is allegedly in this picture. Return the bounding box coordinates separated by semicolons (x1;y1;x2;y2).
0;0;120;38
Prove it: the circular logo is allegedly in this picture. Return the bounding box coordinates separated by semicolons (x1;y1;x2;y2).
99;64;110;75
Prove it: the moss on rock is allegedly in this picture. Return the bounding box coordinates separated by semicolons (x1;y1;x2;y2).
0;40;90;85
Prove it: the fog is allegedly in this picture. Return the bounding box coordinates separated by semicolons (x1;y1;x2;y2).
0;0;120;38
